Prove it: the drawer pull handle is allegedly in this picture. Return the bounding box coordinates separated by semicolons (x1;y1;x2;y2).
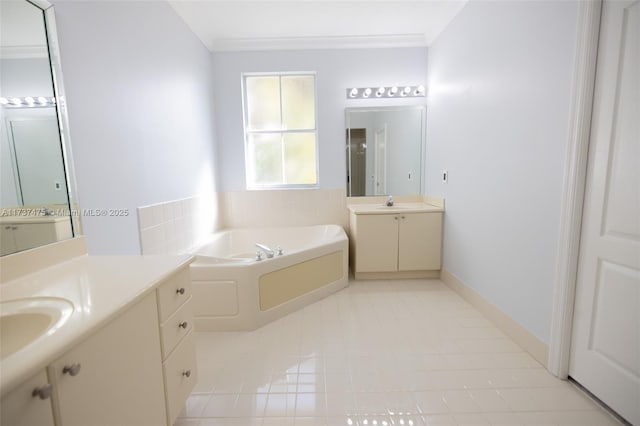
182;369;192;378
178;321;188;329
32;384;53;400
176;287;186;295
63;363;81;376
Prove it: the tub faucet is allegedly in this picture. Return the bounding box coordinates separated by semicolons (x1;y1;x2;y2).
255;243;274;258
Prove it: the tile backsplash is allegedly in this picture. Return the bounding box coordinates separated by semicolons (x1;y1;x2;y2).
218;188;348;229
137;196;215;255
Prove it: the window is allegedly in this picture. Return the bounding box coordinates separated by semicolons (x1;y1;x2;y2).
242;73;318;188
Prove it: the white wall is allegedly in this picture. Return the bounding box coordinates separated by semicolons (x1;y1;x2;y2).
51;1;219;254
213;48;428;191
425;0;579;343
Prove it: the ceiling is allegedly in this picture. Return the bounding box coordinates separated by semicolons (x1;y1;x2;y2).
168;0;468;52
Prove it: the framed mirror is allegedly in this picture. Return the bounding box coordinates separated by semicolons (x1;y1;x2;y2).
0;0;79;256
346;106;425;197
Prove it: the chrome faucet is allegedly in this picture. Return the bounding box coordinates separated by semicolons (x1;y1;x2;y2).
255;243;274;258
386;195;394;207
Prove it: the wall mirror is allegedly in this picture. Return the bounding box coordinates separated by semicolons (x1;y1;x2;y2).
346;106;425;197
0;0;79;256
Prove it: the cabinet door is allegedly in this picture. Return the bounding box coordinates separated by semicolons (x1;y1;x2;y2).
14;223;58;252
0;370;54;426
398;213;442;271
355;214;399;272
49;293;166;426
0;226;17;255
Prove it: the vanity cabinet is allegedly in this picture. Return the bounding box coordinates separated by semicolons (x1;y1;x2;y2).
49;292;167;426
0;218;73;256
156;267;197;424
350;210;442;278
0;370;54;426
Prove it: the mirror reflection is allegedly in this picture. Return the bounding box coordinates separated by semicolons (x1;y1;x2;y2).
0;0;73;255
346;106;425;197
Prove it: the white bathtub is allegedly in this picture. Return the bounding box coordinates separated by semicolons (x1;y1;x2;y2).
190;224;349;331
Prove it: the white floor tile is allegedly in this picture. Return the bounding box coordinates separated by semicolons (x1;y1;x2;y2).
180;279;621;426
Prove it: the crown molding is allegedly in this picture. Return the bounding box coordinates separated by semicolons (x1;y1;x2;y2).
210;34;427;52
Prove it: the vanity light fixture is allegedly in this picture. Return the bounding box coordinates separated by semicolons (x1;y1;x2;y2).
0;96;56;108
346;85;425;99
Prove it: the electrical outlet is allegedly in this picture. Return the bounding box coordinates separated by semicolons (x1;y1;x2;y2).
442;169;448;183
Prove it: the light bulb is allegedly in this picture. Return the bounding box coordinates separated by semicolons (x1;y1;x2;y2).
38;96;47;104
10;98;21;105
0;97;8;105
389;86;398;97
350;88;358;98
363;88;372;98
25;97;35;105
376;87;385;97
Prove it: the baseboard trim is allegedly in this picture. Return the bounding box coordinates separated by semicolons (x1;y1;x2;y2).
355;270;440;280
441;268;549;368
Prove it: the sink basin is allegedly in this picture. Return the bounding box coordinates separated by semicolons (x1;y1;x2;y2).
0;297;73;360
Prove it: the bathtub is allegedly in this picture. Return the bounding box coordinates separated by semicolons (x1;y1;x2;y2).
189;224;348;331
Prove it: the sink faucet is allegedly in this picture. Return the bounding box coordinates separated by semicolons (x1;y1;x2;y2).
255;243;274;258
386;196;394;207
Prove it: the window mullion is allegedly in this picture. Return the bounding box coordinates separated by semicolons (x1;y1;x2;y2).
279;76;286;184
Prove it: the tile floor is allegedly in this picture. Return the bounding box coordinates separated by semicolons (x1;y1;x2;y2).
174;279;621;426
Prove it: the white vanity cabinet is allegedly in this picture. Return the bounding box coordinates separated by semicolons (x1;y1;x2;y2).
0;217;73;256
349;206;443;278
156;267;197;424
0;370;54;426
48;292;167;426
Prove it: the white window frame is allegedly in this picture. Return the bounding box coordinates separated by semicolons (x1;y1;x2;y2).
241;71;319;190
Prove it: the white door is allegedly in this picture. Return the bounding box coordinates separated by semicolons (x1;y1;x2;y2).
569;1;640;424
374;125;387;195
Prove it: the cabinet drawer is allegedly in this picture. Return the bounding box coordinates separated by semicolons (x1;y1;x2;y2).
157;267;191;322
163;331;197;424
160;296;194;359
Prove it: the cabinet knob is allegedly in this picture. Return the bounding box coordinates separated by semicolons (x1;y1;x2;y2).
182;369;192;378
401;216;405;219
178;321;188;329
32;384;53;400
11;226;18;230
394;216;398;220
62;363;82;376
176;287;186;295
4;226;10;230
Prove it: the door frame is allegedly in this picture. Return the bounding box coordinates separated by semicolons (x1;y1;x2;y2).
548;0;603;378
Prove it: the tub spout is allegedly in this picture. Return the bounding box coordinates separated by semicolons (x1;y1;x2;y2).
255;243;274;258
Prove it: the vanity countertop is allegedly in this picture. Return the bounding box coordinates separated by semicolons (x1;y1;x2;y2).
348;202;444;215
0;254;193;396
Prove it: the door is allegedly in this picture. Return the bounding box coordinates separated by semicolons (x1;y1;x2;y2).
374;125;387;195
355;214;398;272
347;128;367;196
49;293;166;426
398;213;442;271
9;119;68;205
569;1;640;424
